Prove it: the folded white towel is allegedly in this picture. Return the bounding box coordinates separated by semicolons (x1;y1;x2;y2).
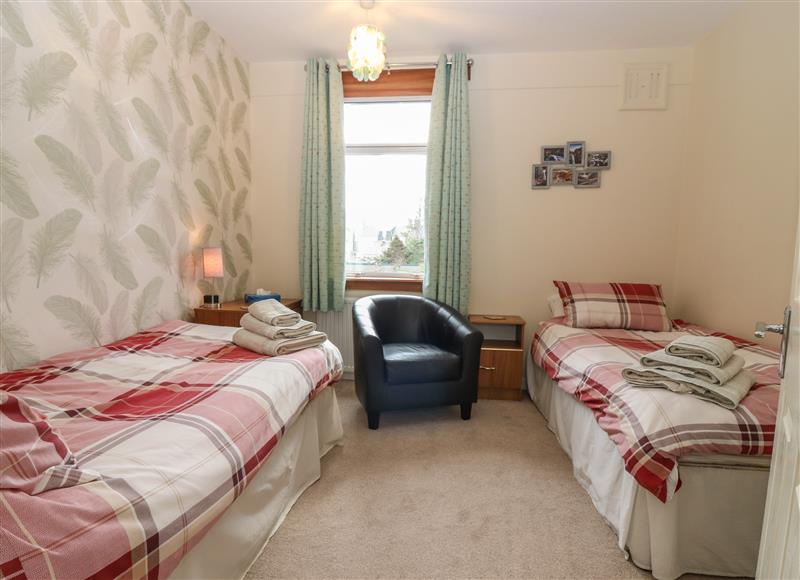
248;299;301;327
639;350;745;385
233;328;327;356
664;335;736;367
622;365;754;410
240;313;316;339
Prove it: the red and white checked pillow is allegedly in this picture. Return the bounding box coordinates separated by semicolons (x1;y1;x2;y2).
0;392;98;495
554;281;672;332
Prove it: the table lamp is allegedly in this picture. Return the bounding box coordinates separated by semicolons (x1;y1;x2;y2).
202;247;224;308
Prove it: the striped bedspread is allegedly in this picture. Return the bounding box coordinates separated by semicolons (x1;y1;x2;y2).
531;319;780;502
0;321;343;579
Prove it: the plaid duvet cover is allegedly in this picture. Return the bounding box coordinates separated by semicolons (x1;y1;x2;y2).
0;321;343;579
531;319;780;502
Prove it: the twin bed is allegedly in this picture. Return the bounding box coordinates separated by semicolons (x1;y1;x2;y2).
528;317;780;579
1;321;343;579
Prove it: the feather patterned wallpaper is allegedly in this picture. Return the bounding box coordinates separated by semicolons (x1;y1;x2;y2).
0;0;253;370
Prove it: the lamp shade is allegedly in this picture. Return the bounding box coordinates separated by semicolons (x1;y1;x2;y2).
347;24;386;82
202;247;224;278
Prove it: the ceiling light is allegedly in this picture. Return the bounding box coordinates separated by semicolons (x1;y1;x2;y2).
347;0;386;82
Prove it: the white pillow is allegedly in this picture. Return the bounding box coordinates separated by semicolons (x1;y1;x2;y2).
547;293;565;317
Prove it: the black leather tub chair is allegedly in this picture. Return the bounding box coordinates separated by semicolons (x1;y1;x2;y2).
352;295;484;430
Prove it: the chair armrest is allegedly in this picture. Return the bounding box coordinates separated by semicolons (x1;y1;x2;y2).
352;300;386;397
459;327;483;381
442;312;483;397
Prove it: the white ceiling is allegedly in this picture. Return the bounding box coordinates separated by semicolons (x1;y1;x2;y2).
188;1;741;64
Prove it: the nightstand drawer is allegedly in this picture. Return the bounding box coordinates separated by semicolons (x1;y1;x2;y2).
469;313;526;401
478;348;523;400
194;299;302;327
196;309;244;327
478;349;499;387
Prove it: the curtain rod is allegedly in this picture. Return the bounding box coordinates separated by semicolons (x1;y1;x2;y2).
342;59;474;72
305;58;474;72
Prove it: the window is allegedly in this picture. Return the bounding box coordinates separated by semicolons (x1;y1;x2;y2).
344;100;431;280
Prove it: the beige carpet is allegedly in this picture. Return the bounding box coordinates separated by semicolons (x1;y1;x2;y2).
245;381;651;579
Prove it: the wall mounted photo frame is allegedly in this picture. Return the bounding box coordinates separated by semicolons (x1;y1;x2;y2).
566;141;586;166
551;167;575;186
532;164;550;189
585;151;612;170
541;145;567;165
532;141;611;190
574;170;601;188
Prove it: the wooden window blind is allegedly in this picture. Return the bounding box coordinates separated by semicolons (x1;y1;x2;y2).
342;68;435;98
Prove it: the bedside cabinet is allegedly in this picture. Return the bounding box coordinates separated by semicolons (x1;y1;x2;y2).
194;299;302;327
468;314;526;401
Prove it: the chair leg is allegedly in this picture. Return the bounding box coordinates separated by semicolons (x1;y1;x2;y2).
367;411;380;430
460;402;472;420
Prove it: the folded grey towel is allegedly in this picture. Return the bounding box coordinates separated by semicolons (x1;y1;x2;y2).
233;328;327;356
240;313;316;339
622;365;754;410
640;350;744;385
664;335;736;367
248;299;301;327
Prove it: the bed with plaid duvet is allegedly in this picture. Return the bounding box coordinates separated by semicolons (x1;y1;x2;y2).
531;319;780;502
0;320;343;579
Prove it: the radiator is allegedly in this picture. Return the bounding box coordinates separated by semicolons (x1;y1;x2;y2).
306;298;356;377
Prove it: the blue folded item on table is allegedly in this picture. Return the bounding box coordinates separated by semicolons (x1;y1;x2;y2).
244;293;282;304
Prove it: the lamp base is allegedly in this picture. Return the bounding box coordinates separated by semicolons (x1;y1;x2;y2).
202;294;221;309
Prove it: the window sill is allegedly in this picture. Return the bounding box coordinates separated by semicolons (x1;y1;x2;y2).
345;277;423;292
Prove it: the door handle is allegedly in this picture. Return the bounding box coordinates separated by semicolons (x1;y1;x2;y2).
754;321;785;338
755;306;792;378
479;365;496;371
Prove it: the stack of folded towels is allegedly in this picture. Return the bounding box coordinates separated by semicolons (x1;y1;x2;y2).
233;299;328;356
622;335;753;409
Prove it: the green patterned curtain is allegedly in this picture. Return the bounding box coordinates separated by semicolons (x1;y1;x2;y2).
300;58;345;312
424;52;471;313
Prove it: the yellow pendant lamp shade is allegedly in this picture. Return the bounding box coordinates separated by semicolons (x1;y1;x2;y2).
347;24;386;82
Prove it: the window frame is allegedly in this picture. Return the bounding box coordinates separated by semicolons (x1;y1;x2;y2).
343;95;430;291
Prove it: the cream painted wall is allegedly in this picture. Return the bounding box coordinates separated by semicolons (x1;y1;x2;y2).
249;48;693;345
468;49;691;343
672;2;799;348
250;60;306;298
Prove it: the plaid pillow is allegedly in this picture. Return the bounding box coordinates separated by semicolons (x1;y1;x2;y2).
0;392;98;495
554;281;672;332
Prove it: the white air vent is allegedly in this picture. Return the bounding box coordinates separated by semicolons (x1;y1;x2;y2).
620;63;669;110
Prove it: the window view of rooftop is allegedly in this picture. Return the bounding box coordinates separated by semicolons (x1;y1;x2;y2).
344;101;431;277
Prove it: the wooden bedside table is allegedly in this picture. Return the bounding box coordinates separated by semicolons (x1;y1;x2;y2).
194;299;302;327
468;314;526;401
